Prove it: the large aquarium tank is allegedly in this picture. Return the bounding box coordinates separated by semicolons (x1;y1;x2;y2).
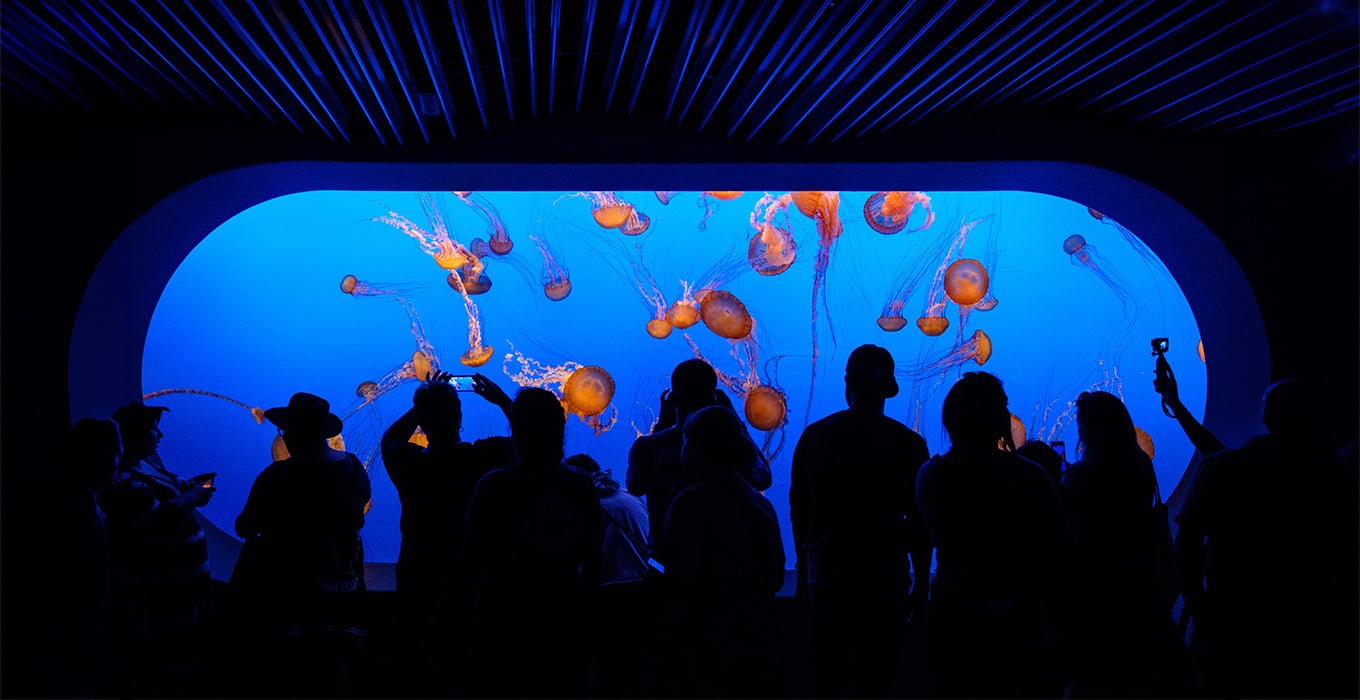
142;189;1206;566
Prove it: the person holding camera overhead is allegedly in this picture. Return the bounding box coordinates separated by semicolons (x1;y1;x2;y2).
379;370;515;696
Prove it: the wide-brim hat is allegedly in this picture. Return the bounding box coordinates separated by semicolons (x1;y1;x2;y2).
264;392;343;439
845;344;900;399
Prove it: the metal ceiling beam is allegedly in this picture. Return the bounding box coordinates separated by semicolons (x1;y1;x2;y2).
673;0;741;125
447;0;491;129
1165;46;1353;130
82;0;202;104
405;0;457;138
234;0;342;139
625;0;670;114
362;0;430;143
725;2;825;138
601;0;640;112
697;0;781;131
973;0;1118;109
486;0;518;121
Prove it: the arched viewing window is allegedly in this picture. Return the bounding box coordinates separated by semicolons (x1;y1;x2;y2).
70;162;1268;571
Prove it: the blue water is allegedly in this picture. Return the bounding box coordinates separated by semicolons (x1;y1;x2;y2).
144;189;1206;564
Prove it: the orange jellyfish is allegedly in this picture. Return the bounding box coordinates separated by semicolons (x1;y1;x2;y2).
684;332;789;459
453;191;514;256
502;342;619;434
944;258;990;306
569;191;636;229
445;271;494;367
1197;339;1206;362
1009;413;1027;449
655;191;678;205
1063;234;1138;316
863;191;934;235
1135;425;1155;459
666;282;701;330
449;268;491;295
374;192;477;271
699;289;755;340
747;193;798;276
914;214;994;337
141;388;267;425
696;191;744;230
470;237;492;258
907;329;993;379
609;240;672;339
876;216;962;332
620;209;651;236
786;191;845;419
530;234;572;301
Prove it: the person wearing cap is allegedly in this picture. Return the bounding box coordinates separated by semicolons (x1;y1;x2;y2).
99;401;216;697
914;371;1074;699
231;391;372;696
789;343;931;698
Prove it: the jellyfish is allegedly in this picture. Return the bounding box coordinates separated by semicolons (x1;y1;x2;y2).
876;214;963;332
470;237;492;258
914;214;994;337
618;240;673;338
747;193;798;276
340;275;440;363
906;329;992;379
374;192;478;271
445;272;494;367
561;191;636;229
530;234;572;301
699;289;755;340
1088;206;1170;280
501;342;618;434
944;258;990;306
787;191;845;421
863;191;935;235
453;191;514;256
141;388;267;424
1135;425;1155;460
973;212;1003;313
449;269;491;295
683;331;789;459
666;280;701;329
655;191;678;205
1009;413;1027;449
1063;234;1138;317
620;209;651;236
1197;338;1206;362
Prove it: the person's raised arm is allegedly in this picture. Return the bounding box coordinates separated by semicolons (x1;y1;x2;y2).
471;373;513;421
381;404;422;461
1154;354;1225;456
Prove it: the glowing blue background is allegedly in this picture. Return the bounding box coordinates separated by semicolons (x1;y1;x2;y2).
144;189;1205;565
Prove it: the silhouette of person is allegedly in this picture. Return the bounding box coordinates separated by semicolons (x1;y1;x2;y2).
915;371;1075;699
463;387;604;698
380;370;513;696
100;401;216;697
1060;390;1190;698
789;343;931;698
231;391;372;698
658;404;785;699
565;452;653;698
1017;439;1064;486
1175;377;1360;699
1153;352;1225;457
628;358;771;564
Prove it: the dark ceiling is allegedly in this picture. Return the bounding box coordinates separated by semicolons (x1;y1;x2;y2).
3;0;1358;149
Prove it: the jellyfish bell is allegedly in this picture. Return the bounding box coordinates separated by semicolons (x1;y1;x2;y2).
409;427;429;448
412;350;436;382
460;345;494;368
972;330;993;365
563;365;615;417
1010;413;1027;449
646;318;673;339
592;203;635;229
1063;234;1088;256
974;294;999;312
877;315;908;332
944;258;990;306
744;385;787;431
488;231;514;255
470;237;493;258
432;247;470;271
705;191;744;201
356;381;379;399
1135;425;1155;459
449;269;492;295
1087;207;1106;221
863;191;912;234
699;289;755;340
655;191;677;205
543;279;573;301
1197;339;1206;362
916;316;950;337
666;299;700;329
620;210;651;236
340;274;359;295
789;191;825;218
748;224;797;276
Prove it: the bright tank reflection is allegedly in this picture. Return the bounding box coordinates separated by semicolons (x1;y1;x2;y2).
144;189;1207;567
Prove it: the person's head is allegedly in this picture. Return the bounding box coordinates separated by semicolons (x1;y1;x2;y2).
413;379;462;442
566;452;619;493
1075;390;1139;459
510;387;567;463
670;359;719;414
1261;377;1322;437
264;392;344;454
941;371;1011;450
111;401;170;460
681;405;759;481
1016;440;1063;484
67;418;122;489
844;344;900;407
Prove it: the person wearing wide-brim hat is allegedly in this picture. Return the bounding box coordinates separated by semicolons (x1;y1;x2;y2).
232;390;371;695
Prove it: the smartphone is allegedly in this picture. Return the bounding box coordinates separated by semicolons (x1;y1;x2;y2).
1151;337;1169;355
447;374;477;392
1051;441;1067;469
